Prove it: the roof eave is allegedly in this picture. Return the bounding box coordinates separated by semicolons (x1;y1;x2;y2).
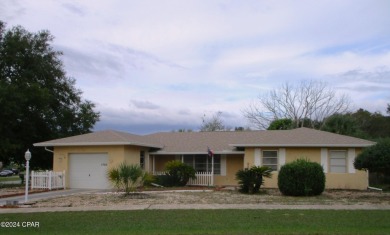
151;151;245;155
229;143;375;148
33;142;163;149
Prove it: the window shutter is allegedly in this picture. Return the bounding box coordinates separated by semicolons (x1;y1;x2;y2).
348;148;356;173
278;148;286;170
254;148;261;166
221;155;226;176
321;148;328;173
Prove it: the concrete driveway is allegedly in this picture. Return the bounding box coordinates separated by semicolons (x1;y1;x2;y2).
0;188;103;206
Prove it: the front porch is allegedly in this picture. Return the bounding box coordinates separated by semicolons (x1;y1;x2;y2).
146;153;244;186
153;171;214;186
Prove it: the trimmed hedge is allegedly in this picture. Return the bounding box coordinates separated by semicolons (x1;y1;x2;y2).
155;175;176;187
278;159;325;196
158;160;196;187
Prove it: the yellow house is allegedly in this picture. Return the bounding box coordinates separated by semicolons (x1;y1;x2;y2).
34;128;374;190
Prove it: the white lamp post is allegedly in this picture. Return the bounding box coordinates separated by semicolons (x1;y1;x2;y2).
24;149;31;203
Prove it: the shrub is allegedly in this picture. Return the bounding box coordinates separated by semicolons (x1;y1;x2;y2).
278;159;325;196
155;175;174;187
354;139;390;176
142;172;156;187
107;162;146;194
236;166;272;194
163;160;196;187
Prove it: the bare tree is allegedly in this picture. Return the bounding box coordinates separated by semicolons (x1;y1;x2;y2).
200;111;226;131
243;80;350;129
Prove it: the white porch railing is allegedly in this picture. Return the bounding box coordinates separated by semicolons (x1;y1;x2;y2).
31;170;65;190
188;172;213;186
153;171;213;186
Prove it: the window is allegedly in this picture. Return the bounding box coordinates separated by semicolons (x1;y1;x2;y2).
183;155;221;175
262;150;278;171
140;151;145;169
330;150;347;173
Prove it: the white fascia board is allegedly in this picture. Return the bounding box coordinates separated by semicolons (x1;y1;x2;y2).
33;142;163;148
229;143;375;148
151;151;244;155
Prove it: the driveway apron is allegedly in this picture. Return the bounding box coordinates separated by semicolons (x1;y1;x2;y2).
0;189;102;206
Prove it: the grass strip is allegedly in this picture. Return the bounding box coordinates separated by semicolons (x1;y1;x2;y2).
0;209;389;234
0;176;20;182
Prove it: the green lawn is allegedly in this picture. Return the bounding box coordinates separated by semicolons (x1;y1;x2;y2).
0;176;20;182
0;209;389;234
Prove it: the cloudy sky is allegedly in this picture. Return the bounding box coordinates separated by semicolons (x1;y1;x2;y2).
1;0;390;134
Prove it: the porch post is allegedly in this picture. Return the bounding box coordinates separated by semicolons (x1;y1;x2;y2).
48;170;52;190
62;170;66;189
152;155;155;174
211;155;214;186
144;152;150;173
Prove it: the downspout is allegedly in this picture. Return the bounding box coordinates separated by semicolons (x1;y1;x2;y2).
368;186;383;191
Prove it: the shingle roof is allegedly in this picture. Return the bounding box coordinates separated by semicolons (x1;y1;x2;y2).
33;130;163;148
146;131;244;154
146;128;375;154
34;128;375;154
228;128;375;148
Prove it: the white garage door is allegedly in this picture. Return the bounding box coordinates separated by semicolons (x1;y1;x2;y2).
69;153;110;189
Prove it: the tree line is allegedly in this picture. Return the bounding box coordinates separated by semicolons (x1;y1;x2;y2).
265;107;390;140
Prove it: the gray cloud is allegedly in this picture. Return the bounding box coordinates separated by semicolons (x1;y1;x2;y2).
56;44;125;79
178;109;191;115
61;3;86;17
335;67;390;94
0;0;26;21
104;43;187;70
130;100;160;110
94;121;195;135
56;42;186;83
94;107;248;134
94;106;201;134
340;67;390;84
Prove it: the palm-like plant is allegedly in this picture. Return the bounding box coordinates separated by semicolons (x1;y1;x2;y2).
236;166;272;194
108;162;145;194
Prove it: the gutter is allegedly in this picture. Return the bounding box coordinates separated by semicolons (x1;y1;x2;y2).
229;143;375;148
34;141;163;149
44;147;54;153
150;151;244;155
